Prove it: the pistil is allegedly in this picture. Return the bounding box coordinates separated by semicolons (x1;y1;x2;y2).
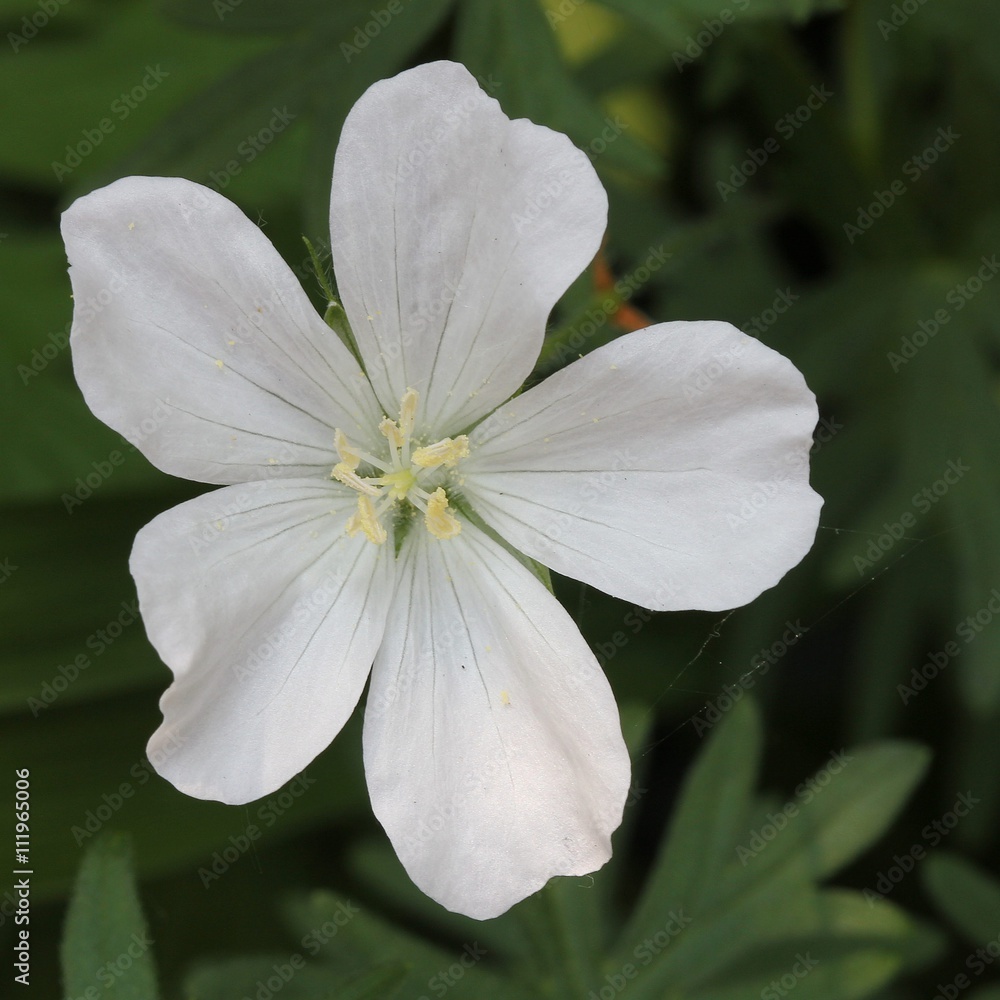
331;389;469;544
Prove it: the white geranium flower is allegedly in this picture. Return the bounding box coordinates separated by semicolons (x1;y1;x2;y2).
61;60;821;920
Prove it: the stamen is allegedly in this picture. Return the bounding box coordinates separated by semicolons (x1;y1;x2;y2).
331;463;380;496
379;416;403;451
425;488;462;540
346;495;387;545
412;435;470;469
398;388;418;437
334;429;360;470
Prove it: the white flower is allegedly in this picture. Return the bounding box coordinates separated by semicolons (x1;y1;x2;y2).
61;60;822;920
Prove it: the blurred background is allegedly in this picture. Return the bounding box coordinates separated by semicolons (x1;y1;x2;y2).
3;0;1000;997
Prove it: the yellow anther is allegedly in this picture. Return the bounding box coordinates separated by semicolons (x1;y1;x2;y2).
412;435;470;469
399;387;419;437
379;416;403;449
346;495;387;545
334;429;360;470
331;462;379;496
425;488;462;540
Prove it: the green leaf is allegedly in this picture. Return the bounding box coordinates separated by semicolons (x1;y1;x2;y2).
60;833;159;1000
622;695;762;942
334;964;410;1000
184;956;408;1000
603;706;929;1000
901;283;1000;714
924;853;1000;945
0;4;267;188
746;742;931;882
687;889;942;998
282;891;533;999
161;0;337;32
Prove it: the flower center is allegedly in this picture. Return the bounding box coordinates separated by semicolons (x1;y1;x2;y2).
331;388;468;545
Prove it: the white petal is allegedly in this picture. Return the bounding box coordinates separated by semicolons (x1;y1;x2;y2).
329;60;607;437
363;520;629;920
63;176;382;484
463;322;823;611
135;479;393;804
